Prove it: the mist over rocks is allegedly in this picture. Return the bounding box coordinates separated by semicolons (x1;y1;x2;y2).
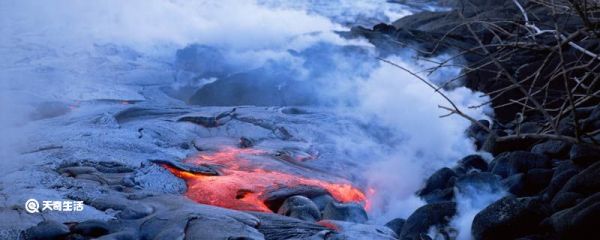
353;0;600;122
350;0;600;238
185;42;375;107
399;201;457;240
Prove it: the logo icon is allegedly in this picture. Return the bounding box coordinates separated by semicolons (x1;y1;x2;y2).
25;199;39;213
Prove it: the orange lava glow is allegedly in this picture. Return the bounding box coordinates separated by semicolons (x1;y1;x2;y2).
318;221;341;231
164;147;369;212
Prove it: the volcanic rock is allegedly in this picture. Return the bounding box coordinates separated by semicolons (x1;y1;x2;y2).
84;195;137;212
490;151;551;178
384;218;406;236
322;202;368;223
277;195;321;222
184;217;263;240
456;154;488;173
582;105;600;132
319;220;398;240
544;162;580;201
482;130;540;157
71;220;111;237
249;212;328;240
188;67;318;106
502;169;554;197
281;107;310;115
399;201;456;240
263;186;329;212
137;196;263;240
417;167;457;203
58;166;99;176
94;231;138;240
29;101;71;120
480;129;537;156
472;196;548;240
113;107;189;124
373;23;396;34
239;137;255;148
22;220;70;240
466;120;490;150
148;159;220;176
74;173;109;185
310;194;335;212
502;173;526;196
531;140;572;159
177;116;220;128
174;44;232;79
356;0;595;125
551;161;600;211
516;122;543;135
116;204;154;219
569;144;600;166
550;192;600;239
133;163;187;194
95;162;132;173
421;187;455;204
455;172;502;194
188;42;372;106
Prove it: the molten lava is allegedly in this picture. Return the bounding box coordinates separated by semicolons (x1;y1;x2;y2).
164;147;369;212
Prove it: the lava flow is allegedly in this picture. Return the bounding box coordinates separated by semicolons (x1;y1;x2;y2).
164;147;369;212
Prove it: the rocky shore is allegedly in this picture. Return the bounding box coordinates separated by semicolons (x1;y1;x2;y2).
352;0;600;239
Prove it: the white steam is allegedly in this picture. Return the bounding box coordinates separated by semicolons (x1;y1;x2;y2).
352;54;489;222
451;187;505;240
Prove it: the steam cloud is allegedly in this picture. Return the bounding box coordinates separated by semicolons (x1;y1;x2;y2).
0;0;492;236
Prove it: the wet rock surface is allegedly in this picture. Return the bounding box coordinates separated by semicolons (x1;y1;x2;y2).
22;220;70;240
384;218;405;236
549;192;600;239
455;172;501;193
456;154;488;173
399;201;456;240
321;202;368;224
417;167;457;203
531;140;572;159
570;144;600;166
551;161;600;211
405;146;598;240
490;151;551;178
472;196;548;240
249;212;328;240
277;195;321;222
318;220;398;240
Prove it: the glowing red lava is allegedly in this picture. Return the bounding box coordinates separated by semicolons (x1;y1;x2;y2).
164;147;370;212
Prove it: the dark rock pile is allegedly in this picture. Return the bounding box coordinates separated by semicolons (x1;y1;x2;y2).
351;0;600;122
382;146;599;239
351;0;600;239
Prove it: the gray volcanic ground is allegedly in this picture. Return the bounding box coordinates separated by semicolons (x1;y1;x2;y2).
0;1;492;239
